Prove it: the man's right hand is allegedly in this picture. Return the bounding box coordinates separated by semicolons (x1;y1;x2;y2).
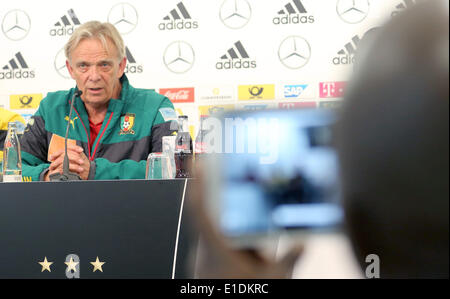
44;145;88;181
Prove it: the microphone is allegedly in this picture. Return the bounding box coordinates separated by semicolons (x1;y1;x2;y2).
50;90;83;181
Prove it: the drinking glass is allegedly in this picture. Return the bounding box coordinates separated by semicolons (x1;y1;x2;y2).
145;152;172;179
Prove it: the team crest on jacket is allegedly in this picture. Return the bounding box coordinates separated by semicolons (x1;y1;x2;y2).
119;113;135;135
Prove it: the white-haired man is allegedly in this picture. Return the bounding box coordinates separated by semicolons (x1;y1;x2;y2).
20;21;177;181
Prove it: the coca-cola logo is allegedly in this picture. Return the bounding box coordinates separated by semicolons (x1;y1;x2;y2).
159;87;195;103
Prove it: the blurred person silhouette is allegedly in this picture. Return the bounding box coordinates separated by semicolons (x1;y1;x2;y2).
336;0;448;278
187;0;448;279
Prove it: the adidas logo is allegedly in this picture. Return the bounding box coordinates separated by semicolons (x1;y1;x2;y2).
158;2;198;30
124;47;143;74
50;9;81;36
332;35;361;65
273;0;315;25
216;41;256;70
0;52;35;80
391;0;416;17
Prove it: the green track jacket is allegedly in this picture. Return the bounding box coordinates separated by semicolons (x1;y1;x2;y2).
20;75;176;181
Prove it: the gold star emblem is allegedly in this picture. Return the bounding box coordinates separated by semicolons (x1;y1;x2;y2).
38;257;53;272
65;257;79;272
90;257;105;272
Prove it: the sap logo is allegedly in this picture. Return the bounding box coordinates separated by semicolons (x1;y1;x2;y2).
284;84;308;98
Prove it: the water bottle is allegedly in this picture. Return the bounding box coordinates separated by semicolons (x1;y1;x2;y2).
174;115;192;178
2;122;22;182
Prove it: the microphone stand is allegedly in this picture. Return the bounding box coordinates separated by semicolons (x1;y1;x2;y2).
50;90;83;181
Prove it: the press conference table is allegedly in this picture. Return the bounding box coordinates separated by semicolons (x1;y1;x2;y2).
0;179;197;279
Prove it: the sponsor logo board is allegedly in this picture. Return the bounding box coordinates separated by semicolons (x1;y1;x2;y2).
238;84;275;100
237;103;277;111
159;87;195;103
10;94;43;109
318;100;342;109
319;82;346;98
282;84;315;99
197;86;234;103
198;104;235;116
279;101;316;109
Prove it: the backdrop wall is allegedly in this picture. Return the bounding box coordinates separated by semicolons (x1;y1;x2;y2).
0;0;417;133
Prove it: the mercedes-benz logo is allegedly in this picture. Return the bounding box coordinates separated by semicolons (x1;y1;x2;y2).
278;36;311;69
220;0;252;29
2;9;31;41
54;48;71;79
108;3;138;34
163;41;195;74
336;0;370;24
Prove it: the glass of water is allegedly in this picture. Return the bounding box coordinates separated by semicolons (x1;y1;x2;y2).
145;152;172;180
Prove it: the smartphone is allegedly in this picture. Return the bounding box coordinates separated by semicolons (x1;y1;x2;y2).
203;108;344;246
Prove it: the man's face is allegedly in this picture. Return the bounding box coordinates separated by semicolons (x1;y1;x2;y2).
66;37;126;109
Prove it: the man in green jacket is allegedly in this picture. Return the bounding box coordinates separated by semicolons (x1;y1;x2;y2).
20;21;177;181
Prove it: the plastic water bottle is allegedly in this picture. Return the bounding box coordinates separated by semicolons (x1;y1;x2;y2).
2;122;22;182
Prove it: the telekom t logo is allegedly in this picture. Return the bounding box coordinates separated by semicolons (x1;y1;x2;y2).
319;82;346;98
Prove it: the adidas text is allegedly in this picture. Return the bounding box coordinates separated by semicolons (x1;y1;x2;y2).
158;20;198;30
0;70;35;80
332;55;355;65
273;14;314;25
216;59;256;70
125;65;143;74
50;26;75;36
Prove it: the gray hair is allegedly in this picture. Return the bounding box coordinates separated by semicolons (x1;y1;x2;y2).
64;21;125;62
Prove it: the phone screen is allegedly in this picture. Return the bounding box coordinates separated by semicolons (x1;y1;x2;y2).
205;108;343;240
